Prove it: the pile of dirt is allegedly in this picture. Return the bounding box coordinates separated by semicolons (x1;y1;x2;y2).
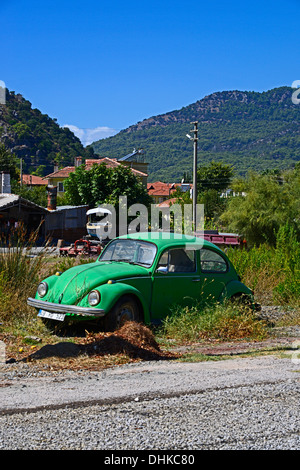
26;322;178;363
117;321;161;350
82;321;177;361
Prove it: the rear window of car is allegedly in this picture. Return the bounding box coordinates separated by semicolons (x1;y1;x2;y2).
200;248;228;273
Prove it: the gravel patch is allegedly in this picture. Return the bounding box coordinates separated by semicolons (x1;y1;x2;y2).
1;382;298;450
0;355;299;450
0;305;299;451
258;305;299;325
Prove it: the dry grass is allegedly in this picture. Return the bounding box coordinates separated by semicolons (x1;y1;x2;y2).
1;322;179;369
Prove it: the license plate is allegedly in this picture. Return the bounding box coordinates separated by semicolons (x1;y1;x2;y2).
38;310;65;322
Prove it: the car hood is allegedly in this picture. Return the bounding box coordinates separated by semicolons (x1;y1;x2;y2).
46;261;149;306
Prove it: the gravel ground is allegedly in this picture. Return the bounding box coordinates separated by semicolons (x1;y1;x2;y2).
0;354;300;451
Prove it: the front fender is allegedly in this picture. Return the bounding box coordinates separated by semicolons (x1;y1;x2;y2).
95;282;151;324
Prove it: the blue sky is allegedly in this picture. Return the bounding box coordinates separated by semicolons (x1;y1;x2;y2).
1;0;299;145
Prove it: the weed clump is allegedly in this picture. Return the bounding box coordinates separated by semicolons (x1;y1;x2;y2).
161;302;268;343
226;224;300;309
0;223;48;326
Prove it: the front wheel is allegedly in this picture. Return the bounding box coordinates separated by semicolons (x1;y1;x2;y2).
104;296;142;331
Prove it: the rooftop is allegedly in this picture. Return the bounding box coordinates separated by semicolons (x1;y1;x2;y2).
45;157;148;179
22;174;48;185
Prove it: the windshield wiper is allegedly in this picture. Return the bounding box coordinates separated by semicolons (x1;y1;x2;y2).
112;258;132;263
112;259;150;266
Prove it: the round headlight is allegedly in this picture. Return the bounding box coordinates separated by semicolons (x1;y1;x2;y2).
88;290;101;306
37;282;48;298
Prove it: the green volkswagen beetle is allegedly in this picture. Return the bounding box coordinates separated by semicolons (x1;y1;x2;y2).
27;232;255;331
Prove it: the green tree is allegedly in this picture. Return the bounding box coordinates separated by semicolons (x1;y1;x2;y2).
0;144;19;182
220;171;300;246
64;163;152;209
197;161;234;193
196;161;234;220
13;185;47;207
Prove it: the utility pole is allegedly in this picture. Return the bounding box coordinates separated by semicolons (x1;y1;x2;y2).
186;122;198;231
192;122;198;230
20;158;23;187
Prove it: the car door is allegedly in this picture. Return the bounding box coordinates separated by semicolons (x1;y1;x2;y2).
199;247;230;302
150;247;201;321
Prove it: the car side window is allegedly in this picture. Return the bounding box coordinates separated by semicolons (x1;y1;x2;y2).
157;248;196;273
200;248;228;273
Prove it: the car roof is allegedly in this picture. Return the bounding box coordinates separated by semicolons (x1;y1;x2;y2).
117;231;223;252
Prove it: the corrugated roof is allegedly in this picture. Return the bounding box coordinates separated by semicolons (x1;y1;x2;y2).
0;194;47;212
0;194;19;209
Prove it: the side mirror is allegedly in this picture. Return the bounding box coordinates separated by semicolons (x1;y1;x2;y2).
156;266;168;274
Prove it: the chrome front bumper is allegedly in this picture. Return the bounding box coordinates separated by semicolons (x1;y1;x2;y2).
27;297;106;317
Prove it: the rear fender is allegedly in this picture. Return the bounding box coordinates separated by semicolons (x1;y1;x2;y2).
219;280;254;302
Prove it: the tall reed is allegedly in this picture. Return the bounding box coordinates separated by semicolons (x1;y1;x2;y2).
226;224;300;308
0;223;48;324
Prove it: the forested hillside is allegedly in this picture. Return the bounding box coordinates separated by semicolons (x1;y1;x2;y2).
91;86;300;181
0;88;94;176
1;86;299;182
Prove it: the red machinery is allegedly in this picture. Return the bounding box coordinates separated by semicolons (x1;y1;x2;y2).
59;239;103;258
194;230;247;249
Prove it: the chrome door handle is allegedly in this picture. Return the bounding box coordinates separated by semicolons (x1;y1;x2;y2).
192;278;201;282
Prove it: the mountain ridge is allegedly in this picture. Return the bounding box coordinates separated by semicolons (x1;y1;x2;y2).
0;86;299;182
90;86;300;181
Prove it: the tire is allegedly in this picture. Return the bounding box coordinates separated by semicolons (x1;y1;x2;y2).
104;295;142;331
230;293;253;310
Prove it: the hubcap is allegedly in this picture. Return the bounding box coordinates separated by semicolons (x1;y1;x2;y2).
117;303;135;326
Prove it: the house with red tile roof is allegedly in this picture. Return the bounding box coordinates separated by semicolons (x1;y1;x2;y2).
22;174;48;187
147;181;176;204
147;181;192;204
156;197;178;207
45;157;148;195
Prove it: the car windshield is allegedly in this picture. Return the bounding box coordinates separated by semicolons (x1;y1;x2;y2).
99;239;157;267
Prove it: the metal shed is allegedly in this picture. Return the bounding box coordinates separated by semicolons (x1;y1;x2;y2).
0;194;47;238
45;205;89;242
